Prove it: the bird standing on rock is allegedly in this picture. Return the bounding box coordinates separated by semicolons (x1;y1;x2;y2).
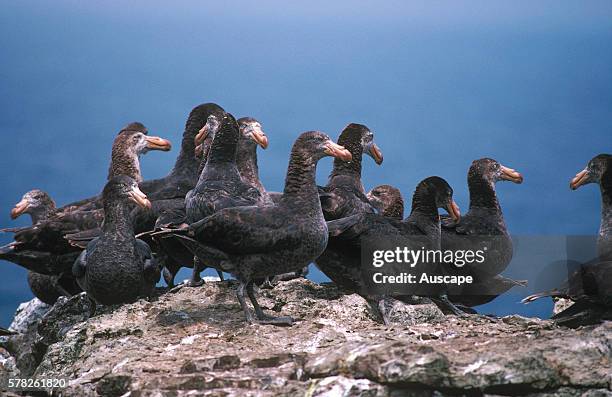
72;176;160;312
322;176;462;322
441;158;523;281
156;131;352;325
152;115;272;288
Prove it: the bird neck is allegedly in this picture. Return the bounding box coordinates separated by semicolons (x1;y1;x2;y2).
206;127;238;166
169;114;204;182
329;139;363;181
383;199;404;220
600;174;612;236
102;200;135;238
108;146;142;182
410;185;439;221
468;175;501;211
282;151;320;209
405;211;441;248
236;143;265;193
29;204;56;224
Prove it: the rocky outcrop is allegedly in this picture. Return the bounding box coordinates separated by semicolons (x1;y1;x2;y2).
1;279;611;396
1;298;51;377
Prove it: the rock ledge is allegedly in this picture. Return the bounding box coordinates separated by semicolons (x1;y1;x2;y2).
1;279;611;396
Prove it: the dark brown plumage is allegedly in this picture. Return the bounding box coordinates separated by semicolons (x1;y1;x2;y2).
1;124;168;277
59;121;155;212
441;158;523;280
155;115;271;288
570;154;612;261
366;184;404;220
319;123;383;221
3;189;82;303
319;177;463;322
156;131;352;325
73;176;160;308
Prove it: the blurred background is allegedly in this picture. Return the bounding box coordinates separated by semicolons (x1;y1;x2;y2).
1;0;611;325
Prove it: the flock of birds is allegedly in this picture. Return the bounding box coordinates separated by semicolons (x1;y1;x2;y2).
0;102;610;328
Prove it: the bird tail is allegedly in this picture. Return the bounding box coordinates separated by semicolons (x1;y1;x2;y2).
64;228;101;248
0;242;17;256
326;214;363;238
0;227;28;234
171;234;232;273
0;327;17;336
150;226;189;238
521;289;562;304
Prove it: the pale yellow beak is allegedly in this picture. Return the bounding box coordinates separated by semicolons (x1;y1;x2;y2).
10;199;29;219
324;141;352;161
570;169;589;190
368;143;383;165
128;186;152;209
250;125;269;149
145;136;172;151
446;200;461;221
500;165;523;184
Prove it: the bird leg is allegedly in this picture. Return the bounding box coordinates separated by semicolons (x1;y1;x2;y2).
366;297;390;325
87;296;97;317
162;267;176;289
236;280;257;324
259;277;276;290
246;281;294;326
432;294;469;317
184;256;205;287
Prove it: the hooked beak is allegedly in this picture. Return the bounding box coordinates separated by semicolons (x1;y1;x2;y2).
368;142;384;165
570;169;589;190
195;124;209;146
446;200;461;221
324;141;352;162
145;136;172;151
10;199;29;219
128;185;152;209
249;125;269;149
500;166;523;184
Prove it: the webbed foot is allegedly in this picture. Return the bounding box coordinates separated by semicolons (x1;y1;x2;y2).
245;279;294;326
433;294;469;317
